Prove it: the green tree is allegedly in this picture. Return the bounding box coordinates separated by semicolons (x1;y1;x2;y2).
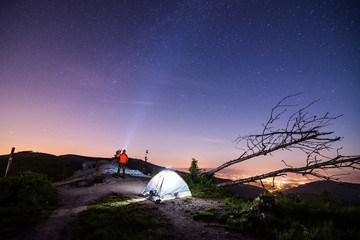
189;158;200;182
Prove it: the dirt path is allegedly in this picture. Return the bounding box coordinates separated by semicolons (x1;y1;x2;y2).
14;173;250;240
14;175;146;240
152;198;248;240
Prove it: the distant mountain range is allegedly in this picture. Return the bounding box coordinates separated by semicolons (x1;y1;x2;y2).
284;180;360;204
214;179;360;204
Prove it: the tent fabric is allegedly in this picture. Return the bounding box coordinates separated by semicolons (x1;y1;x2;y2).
143;170;192;202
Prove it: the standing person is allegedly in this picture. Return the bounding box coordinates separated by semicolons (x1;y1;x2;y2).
117;149;128;178
115;149;122;158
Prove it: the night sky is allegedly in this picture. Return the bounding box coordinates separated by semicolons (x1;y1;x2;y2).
1;1;359;176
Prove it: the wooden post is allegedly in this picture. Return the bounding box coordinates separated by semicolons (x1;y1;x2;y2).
4;147;15;178
145;149;149;162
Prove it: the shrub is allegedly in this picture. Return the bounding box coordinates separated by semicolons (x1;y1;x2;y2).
0;171;58;239
0;171;57;208
184;158;223;198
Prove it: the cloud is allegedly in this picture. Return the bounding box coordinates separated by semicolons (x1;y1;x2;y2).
193;136;230;144
98;98;154;106
130;101;154;106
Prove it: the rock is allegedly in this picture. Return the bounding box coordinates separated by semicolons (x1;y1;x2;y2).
82;161;96;169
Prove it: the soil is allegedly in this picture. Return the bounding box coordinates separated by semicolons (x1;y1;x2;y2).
13;172;253;240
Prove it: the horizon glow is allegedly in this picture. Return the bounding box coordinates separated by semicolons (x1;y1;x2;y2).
0;1;359;181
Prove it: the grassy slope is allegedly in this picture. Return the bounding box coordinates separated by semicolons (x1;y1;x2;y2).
0;152;86;182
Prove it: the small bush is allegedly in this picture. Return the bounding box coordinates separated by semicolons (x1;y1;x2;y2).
0;171;57;207
0;171;58;239
184;158;227;198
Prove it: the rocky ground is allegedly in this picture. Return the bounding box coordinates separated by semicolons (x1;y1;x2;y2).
13;172;252;240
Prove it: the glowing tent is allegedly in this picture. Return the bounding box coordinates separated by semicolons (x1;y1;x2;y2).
143;170;192;203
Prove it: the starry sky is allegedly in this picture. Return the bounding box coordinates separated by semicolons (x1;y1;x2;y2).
1;1;359;176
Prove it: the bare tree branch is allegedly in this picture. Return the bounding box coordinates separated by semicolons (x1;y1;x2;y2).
204;94;359;188
207;94;342;175
217;155;360;187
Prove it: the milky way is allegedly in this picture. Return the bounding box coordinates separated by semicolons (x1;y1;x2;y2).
0;1;359;177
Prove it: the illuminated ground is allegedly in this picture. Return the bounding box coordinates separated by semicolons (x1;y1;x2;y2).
16;172;251;240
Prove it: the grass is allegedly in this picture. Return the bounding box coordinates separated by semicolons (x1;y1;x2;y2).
69;193;173;240
0;152;85;239
1;153;358;240
0;171;58;240
182;162;360;239
0;152;171;240
0;203;57;240
188;191;360;240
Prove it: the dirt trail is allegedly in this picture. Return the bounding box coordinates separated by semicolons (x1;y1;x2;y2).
154;198;247;240
14;174;249;240
14;175;146;240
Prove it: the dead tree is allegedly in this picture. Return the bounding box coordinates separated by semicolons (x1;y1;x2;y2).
206;93;360;187
217;155;360;187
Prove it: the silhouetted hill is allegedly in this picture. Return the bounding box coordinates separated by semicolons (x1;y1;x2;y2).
0;151;179;182
284;180;360;204
0;152;77;181
60;154;167;175
124;157;166;174
59;154;111;163
214;178;267;198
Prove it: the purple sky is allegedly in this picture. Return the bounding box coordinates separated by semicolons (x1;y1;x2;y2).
1;1;359;177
